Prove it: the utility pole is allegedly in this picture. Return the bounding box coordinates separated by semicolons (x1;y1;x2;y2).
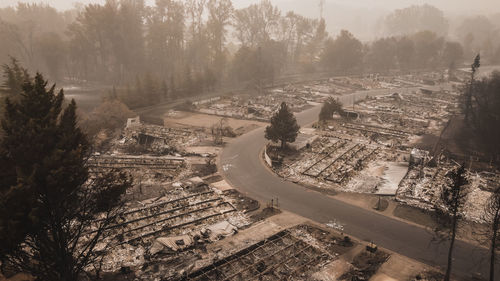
319;0;325;19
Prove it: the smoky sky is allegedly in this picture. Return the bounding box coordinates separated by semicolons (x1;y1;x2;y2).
1;0;499;13
1;0;499;41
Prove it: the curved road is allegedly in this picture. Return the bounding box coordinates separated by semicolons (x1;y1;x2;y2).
220;89;496;280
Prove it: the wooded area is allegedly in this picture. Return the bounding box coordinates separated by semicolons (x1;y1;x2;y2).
1;1;500;109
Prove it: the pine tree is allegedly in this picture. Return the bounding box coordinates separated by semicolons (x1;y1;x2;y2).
319;97;344;121
265;102;300;149
0;72;131;281
0;57;30;96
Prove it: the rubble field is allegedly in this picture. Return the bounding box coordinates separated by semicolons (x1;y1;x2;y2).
174;224;355;281
397;160;500;222
322;85;458;149
88;117;229;201
163;110;264;136
118;120;206;154
86;178;257;278
272;71;499;225
191;74;416;122
275;134;405;195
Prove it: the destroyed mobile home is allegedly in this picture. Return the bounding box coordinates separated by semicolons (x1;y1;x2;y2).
86;116;225;201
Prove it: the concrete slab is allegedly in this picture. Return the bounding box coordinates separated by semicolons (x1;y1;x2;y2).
185;146;221;155
211;180;234;191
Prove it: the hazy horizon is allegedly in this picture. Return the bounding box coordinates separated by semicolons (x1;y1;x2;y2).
1;0;499;14
2;0;499;41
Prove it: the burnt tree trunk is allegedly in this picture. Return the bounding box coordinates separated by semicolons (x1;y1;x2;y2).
490;207;499;281
444;213;458;281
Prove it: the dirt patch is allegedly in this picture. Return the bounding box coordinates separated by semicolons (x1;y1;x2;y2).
189;162;217;177
210;179;234;191
410;270;444;281
333;192;384;211
393;204;438;229
0;273;33;281
203;175;223;184
222;189;260;213
340;250;390;281
292;224;355;256
250;207;282;222
164;111;265;134
374;198;389;212
300;182;339;196
375;249;430;281
266;143;300;159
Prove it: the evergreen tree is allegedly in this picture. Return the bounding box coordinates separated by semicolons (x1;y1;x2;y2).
265;102;300;149
321;30;363;73
0;72;131;281
319;97;344;121
0;57;30;96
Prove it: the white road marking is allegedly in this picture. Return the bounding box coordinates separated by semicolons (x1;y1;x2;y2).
222;164;233;171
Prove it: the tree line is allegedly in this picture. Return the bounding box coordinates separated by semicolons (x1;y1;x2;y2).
0;1;326;84
1;1;499;108
321;30;467;74
382;4;500;63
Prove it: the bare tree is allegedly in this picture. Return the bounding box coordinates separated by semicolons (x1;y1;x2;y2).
464;54;480;125
233;0;281;47
207;0;233;78
433;165;469;281
483;186;500;281
211;117;229;145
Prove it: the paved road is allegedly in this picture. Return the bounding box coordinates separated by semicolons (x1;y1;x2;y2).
220;88;496;280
